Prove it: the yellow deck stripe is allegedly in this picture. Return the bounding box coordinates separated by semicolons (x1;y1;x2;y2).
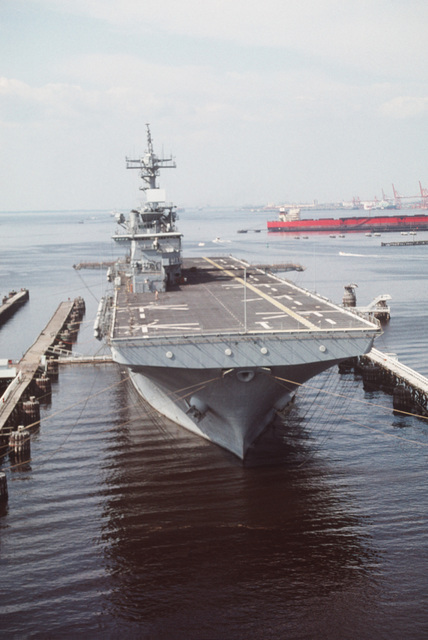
203;257;318;330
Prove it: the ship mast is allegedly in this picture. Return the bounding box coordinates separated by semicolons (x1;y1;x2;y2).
125;124;176;191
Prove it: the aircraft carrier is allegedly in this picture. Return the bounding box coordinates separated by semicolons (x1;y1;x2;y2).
95;126;381;459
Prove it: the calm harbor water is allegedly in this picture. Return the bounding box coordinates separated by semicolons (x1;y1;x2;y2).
1;208;428;638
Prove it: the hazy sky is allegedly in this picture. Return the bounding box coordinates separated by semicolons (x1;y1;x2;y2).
1;0;428;210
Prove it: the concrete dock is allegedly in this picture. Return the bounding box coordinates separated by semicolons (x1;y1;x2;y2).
0;298;84;437
73;261;115;270
0;289;29;325
381;239;428;247
356;348;428;415
366;348;428;395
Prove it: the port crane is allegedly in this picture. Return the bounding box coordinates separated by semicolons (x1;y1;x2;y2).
356;182;428;210
384;183;428;209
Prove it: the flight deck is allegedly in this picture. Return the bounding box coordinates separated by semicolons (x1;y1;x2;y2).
112;256;378;340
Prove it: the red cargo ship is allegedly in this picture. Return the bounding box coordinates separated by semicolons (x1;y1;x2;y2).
267;211;428;233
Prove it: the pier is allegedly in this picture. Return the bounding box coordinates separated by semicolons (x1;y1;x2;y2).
0;297;85;441
0;289;29;325
381;239;428;247
252;262;305;273
342;348;428;416
73;261;115;270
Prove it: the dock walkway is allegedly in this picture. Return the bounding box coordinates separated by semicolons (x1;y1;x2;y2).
0;300;75;434
0;289;29;325
381;240;428;247
359;347;428;414
366;348;428;396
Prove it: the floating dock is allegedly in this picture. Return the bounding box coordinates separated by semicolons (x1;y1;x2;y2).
0;297;85;441
0;289;29;325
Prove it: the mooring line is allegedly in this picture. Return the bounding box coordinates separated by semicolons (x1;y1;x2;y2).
274;375;428;423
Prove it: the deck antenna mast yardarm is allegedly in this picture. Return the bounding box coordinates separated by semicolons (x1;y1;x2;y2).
125;124;176;191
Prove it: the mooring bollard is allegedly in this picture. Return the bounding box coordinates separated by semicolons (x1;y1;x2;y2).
33;375;52;402
393;385;413;412
338;357;357;374
59;329;72;348
21;396;40;427
9;426;31;460
360;363;382;389
73;297;86;319
46;357;59;380
66;321;79;341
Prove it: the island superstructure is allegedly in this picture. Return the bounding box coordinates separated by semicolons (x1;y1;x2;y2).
95;126;381;460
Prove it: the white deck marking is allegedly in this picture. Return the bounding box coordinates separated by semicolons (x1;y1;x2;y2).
147;303;189;311
325;318;337;325
148;322;200;331
260;313;288;320
203;257;318;330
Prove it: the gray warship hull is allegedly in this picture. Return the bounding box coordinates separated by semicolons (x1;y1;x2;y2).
122;361;344;459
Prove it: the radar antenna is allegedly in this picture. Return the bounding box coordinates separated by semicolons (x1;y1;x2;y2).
126;124;176;190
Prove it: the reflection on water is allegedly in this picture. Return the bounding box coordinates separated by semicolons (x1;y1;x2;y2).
100;376;383;639
1;334;427;638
